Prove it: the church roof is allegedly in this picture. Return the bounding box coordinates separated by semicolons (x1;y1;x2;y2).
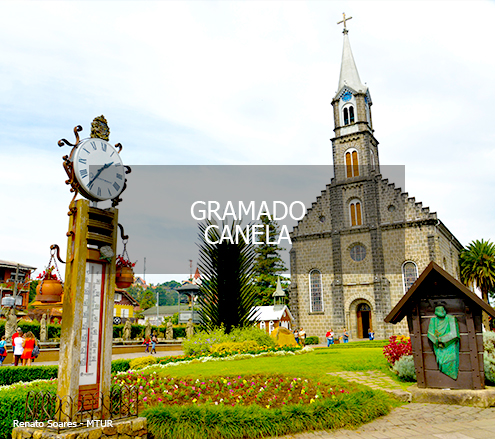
337;32;367;95
250;305;293;322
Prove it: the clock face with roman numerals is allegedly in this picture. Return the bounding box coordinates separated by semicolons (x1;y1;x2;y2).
72;138;125;201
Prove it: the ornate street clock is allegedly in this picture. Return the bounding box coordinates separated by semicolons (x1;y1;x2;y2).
61;115;130;206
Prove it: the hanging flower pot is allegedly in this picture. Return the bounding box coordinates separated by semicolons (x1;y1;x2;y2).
36;278;63;303
116;266;134;289
35;264;63;304
115;236;136;289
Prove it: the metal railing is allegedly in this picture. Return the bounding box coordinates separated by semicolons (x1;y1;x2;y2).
24;384;138;433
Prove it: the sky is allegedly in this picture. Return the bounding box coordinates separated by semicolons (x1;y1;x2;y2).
1;1;495;285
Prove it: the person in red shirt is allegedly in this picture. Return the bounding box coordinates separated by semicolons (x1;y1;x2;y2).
21;331;37;366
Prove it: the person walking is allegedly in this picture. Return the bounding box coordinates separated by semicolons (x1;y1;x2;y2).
143;337;150;353
298;328;306;346
293;329;299;345
0;336;7;366
150;333;157;354
342;328;349;343
21;331;37;366
326;329;334;347
13;330;24;366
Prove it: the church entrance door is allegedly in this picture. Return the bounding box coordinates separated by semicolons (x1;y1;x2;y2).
356;303;372;338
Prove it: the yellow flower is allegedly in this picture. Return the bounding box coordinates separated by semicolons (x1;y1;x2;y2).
193;398;197;403
310;399;315;404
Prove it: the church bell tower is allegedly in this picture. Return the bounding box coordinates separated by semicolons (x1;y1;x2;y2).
331;14;379;183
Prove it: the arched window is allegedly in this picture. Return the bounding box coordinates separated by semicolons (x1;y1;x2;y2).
343;108;349;125
349;106;355;123
309;269;324;313
349;200;362;226
402;261;418;293
345;149;359;178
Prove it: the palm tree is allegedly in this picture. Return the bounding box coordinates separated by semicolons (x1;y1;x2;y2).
460;239;495;330
197;219;257;333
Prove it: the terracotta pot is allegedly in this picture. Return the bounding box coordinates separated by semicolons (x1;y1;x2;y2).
116;266;134;289
35;279;63;303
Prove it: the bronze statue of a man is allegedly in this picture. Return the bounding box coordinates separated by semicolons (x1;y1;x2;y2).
427;305;460;379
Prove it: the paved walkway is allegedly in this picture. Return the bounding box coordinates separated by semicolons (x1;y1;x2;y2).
275;371;495;439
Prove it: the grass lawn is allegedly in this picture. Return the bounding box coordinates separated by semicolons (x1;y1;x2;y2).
149;341;392;382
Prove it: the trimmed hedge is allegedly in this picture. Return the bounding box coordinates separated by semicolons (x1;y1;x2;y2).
0;321;61;340
143;389;391;439
305;336;319;345
0;365;58;385
0;359;131;386
112;323;186;340
111;359;131;373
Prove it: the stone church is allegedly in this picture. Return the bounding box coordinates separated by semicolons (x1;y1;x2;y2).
289;25;463;341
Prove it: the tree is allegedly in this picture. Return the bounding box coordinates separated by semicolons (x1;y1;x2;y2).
460;239;495;330
139;289;156;310
252;215;288;305
197;220;257;333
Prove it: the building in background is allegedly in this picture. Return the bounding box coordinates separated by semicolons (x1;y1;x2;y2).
289;24;462;341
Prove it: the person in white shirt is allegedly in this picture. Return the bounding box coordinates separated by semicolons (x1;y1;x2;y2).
13;330;24;366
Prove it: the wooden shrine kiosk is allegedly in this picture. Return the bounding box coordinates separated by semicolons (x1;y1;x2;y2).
385;261;495;390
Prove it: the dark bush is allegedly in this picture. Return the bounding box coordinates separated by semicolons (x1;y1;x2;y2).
113;324;124;339
0;365;58;386
305;336;319;345
111;359;131;373
173;327;186;339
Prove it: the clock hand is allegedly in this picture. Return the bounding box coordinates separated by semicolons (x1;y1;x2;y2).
88;162;114;189
97;176;112;184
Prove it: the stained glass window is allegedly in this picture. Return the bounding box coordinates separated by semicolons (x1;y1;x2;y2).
350;244;366;261
309;269;323;313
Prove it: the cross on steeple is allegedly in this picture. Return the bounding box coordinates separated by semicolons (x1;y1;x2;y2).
337;13;352;34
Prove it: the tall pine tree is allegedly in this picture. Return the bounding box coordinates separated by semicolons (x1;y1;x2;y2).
253;215;288;305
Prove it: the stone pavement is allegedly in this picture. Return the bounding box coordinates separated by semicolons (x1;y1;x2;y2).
274;371;495;439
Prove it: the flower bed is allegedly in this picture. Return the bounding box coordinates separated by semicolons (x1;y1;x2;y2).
114;372;350;410
382;335;411;366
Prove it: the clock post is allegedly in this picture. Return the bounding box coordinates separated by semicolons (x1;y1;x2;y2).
56;116;130;420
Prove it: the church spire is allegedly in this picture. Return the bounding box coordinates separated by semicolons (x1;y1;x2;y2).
337;14;366;94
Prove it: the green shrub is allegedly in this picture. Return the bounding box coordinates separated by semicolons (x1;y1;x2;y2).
484;332;495;384
392;355;416;381
0;380;57;439
183;328;226;356
210;340;259;354
111;359;131;373
113;324;124;339
0;365;58;386
173;327;186;339
229;326;276;348
143;389;391;439
47;323;61;340
305;336;319;345
129;356;157;370
183;327;276;357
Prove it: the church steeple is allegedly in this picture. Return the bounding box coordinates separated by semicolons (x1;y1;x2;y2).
331;14;379;182
337;32;367;94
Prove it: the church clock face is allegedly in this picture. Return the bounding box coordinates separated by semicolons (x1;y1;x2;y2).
73;138;125;201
